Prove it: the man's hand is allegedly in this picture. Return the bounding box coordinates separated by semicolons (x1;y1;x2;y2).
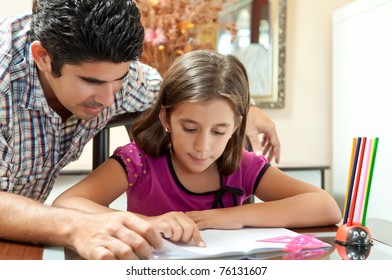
69;211;163;260
246;106;281;163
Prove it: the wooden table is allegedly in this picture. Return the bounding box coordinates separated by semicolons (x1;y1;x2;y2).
0;239;43;260
0;226;339;260
1;220;391;260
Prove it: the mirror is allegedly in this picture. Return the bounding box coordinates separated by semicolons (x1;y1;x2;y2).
217;0;286;108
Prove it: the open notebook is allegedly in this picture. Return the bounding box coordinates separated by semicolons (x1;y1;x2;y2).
151;227;331;260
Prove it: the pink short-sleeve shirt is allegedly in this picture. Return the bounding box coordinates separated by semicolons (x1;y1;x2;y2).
112;142;270;216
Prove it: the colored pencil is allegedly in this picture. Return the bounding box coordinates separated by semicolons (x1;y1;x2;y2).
342;138;357;224
343;137;361;224
354;138;372;223
362;137;379;226
348;137;367;226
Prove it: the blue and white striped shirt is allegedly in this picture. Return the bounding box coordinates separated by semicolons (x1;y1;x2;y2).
0;14;162;202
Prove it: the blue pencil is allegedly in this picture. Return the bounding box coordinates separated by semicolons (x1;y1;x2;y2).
348;137;367;226
343;137;362;224
342;138;357;223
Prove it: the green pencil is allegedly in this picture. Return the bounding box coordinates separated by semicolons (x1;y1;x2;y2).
361;137;379;226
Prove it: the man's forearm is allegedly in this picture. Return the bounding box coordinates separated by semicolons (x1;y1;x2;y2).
0;192;77;247
0;191;163;260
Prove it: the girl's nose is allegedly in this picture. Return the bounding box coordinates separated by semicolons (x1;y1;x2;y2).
193;132;210;153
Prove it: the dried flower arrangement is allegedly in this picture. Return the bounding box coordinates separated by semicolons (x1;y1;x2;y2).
135;0;237;77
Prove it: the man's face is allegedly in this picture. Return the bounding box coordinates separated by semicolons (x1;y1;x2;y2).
41;60;130;120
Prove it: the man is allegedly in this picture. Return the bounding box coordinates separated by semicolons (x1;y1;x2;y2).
0;0;280;260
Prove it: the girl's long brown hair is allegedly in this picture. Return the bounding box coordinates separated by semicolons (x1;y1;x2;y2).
131;50;250;175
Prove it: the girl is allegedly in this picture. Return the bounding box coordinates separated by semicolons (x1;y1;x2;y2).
53;50;341;248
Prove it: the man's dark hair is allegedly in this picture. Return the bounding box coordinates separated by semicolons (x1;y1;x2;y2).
31;0;144;77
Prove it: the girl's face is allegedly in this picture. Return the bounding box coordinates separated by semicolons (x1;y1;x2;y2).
160;98;238;175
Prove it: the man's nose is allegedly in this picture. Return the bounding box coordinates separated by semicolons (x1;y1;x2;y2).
96;83;115;107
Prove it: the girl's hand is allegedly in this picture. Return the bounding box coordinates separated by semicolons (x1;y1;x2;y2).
186;208;244;230
146;211;206;247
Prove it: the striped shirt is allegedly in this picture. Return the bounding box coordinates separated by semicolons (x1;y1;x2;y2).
0;14;162;202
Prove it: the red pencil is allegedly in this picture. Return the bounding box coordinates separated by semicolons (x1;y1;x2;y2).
348;137;367;226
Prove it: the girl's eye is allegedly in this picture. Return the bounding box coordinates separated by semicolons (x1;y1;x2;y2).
183;127;196;132
182;127;226;135
212;131;225;135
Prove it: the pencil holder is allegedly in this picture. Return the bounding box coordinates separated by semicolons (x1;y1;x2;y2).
335;223;373;260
